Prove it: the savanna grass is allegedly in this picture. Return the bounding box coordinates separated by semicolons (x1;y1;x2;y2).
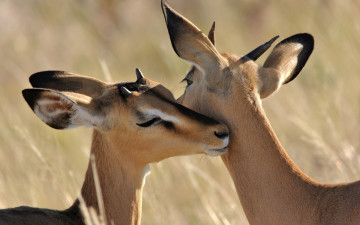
0;0;359;224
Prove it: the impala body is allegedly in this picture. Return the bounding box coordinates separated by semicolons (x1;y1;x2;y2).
0;70;229;225
161;1;360;224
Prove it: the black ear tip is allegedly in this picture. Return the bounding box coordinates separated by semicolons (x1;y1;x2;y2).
281;33;314;50
22;89;33;100
301;33;314;41
292;33;314;57
22;89;40;110
298;33;314;48
161;0;179;22
22;89;30;98
29;71;45;86
282;33;315;84
297;33;314;55
29;70;65;87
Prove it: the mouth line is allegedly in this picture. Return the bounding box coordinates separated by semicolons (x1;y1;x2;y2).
204;147;228;156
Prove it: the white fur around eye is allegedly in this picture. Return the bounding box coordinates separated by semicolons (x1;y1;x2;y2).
143;109;180;124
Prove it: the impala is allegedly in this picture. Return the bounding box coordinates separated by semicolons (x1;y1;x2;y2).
0;69;229;225
161;1;360;224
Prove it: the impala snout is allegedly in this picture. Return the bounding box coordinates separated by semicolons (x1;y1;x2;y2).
214;130;229;140
204;124;229;156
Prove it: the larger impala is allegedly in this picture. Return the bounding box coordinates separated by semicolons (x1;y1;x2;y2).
161;1;360;224
0;69;229;225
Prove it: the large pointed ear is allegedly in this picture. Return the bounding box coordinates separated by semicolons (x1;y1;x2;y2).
161;0;223;80
22;88;105;129
29;71;107;97
258;33;314;98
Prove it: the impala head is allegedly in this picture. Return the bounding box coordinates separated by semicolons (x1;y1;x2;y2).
161;0;314;123
22;69;229;164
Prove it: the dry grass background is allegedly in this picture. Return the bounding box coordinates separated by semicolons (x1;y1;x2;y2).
0;0;360;224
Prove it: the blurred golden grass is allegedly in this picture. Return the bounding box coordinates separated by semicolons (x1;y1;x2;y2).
0;0;360;224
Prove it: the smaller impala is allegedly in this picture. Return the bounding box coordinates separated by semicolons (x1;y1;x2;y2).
0;69;229;225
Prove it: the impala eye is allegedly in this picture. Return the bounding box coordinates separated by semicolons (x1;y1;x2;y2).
136;117;161;127
183;78;193;87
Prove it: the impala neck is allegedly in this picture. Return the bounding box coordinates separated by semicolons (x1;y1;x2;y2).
80;130;148;225
221;101;320;225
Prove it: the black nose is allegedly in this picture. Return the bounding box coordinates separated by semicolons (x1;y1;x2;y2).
214;131;229;139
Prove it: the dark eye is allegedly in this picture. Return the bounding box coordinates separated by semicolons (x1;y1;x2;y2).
185;78;193;87
136;117;161;127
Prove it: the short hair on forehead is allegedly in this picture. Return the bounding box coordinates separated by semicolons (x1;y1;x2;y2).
115;82;150;94
144;85;176;102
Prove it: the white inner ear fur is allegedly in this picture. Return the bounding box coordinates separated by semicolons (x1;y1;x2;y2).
34;92;104;129
258;43;303;99
34;94;75;124
275;42;303;80
62;92;92;104
144;109;180;124
257;68;282;99
69;105;104;129
279;55;298;81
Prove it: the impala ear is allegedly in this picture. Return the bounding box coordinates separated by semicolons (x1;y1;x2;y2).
258;33;314;98
29;71;107;97
22;88;105;129
161;0;224;87
208;22;216;46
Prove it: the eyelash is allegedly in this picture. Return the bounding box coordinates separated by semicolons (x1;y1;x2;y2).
136;117;161;127
184;78;193;87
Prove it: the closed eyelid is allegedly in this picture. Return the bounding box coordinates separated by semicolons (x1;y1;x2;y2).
144;109;180;124
136;117;161;127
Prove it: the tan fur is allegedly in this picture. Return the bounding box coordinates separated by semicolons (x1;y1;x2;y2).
162;1;360;224
1;72;229;225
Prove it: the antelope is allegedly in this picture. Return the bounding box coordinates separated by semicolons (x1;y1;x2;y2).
161;1;360;224
0;69;229;225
